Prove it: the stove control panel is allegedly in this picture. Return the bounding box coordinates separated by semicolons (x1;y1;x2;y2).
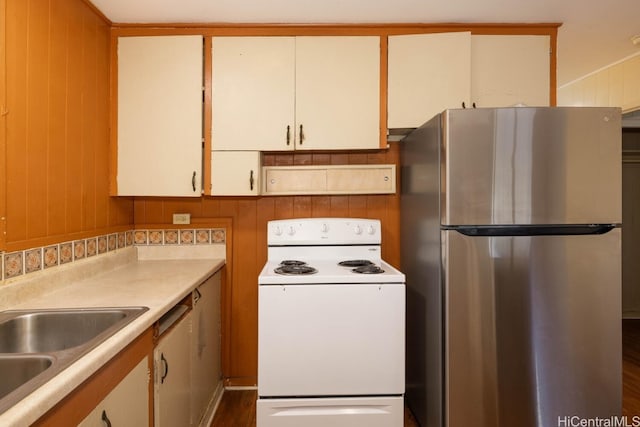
267;218;381;246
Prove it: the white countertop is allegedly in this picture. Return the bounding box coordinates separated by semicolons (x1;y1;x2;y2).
0;246;225;426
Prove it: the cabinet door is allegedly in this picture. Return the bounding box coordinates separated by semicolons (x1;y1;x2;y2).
471;35;550;107
388;32;471;129
154;312;192;427
79;357;150;427
211;151;261;195
117;36;203;196
212;37;296;151
191;273;222;425
295;36;380;150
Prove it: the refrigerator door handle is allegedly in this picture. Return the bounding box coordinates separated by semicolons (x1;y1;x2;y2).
448;224;617;237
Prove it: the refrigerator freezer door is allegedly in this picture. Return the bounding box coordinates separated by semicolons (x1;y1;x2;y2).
443;228;621;427
442;107;621;226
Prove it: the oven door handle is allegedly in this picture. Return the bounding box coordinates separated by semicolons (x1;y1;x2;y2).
269;405;394;417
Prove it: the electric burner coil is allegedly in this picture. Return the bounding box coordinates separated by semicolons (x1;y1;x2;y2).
352;265;385;274
338;260;374;267
274;265;318;275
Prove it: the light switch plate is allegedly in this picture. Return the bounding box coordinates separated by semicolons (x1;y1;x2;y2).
173;213;191;225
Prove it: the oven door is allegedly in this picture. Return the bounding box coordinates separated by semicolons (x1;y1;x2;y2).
258;283;405;396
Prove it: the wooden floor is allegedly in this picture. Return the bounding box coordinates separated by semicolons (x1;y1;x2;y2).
212;321;640;426
624;319;640;416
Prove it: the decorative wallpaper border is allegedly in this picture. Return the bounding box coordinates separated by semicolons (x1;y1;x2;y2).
1;228;226;281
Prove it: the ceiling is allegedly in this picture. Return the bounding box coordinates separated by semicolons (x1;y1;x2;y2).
89;0;640;87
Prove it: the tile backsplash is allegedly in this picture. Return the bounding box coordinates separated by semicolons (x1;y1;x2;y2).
2;228;226;281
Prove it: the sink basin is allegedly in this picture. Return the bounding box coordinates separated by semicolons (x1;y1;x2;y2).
0;355;54;401
0;309;131;353
0;306;148;416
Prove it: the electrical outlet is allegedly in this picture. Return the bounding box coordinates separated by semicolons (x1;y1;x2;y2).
173;213;191;225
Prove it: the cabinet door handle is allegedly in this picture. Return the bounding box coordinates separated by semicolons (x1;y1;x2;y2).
299;124;304;145
191;171;196;192
101;410;112;427
472;102;477;108
160;353;169;384
194;287;202;304
462;101;466;109
286;125;291;145
249;170;255;191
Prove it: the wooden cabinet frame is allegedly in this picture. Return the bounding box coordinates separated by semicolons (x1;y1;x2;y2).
109;23;559;197
34;328;154;426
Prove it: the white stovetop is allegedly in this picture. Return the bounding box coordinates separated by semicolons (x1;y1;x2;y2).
261;219;404;284
259;259;405;285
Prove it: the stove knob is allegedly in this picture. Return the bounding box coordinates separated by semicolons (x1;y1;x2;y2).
367;225;376;235
354;225;362;235
274;226;282;236
321;223;329;233
287;226;296;236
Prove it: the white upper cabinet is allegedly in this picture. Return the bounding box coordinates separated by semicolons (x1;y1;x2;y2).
212;37;296;151
470;35;550;108
117;36;203;196
294;37;380;150
387;32;551;129
210;151;261;196
211;36;381;151
388;32;471;129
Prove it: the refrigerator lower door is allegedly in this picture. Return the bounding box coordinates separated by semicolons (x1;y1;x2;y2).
443;228;621;427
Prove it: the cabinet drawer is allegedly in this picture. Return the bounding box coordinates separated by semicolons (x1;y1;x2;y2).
326;166;395;193
262;165;395;195
264;168;327;194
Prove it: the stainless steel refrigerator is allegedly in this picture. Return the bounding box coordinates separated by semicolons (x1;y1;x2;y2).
400;107;622;427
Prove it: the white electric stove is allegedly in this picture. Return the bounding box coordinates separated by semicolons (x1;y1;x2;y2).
257;218;406;427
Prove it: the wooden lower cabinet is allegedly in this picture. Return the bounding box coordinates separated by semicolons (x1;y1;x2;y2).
154;272;223;426
154;311;193;427
191;273;223;425
34;328;154;427
78;357;150;427
35;285;223;427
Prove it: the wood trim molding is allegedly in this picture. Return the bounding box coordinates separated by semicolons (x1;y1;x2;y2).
109;31;119;195
111;22;562;37
203;37;213;195
0;0;7;250
549;26;558;106
80;0;112;26
379;35;388;149
34;327;154;426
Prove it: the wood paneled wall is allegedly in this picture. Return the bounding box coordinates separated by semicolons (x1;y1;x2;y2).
134;146;401;385
2;0;133;252
1;0;7;251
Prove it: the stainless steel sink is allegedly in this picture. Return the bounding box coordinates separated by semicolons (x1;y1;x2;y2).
0;306;148;416
0;355;54;400
0;309;131;353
